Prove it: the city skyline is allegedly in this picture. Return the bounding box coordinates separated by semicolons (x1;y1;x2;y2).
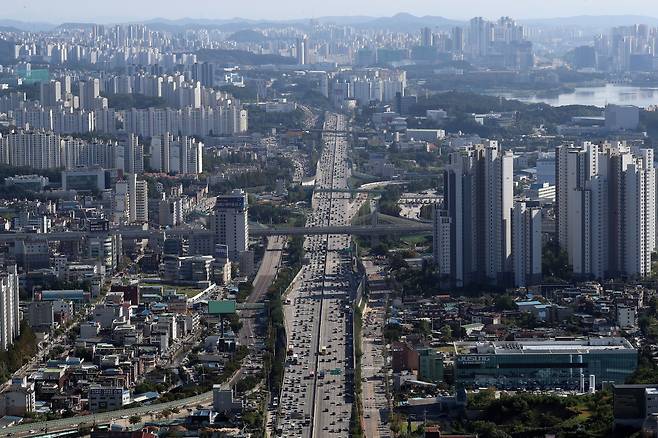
5;0;658;24
0;1;657;435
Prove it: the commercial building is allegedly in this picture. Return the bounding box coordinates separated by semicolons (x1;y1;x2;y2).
62;167;106;192
212;189;249;261
88;234;122;272
613;384;658;428
158;198;183;227
88;386;131;412
605;105;640;131
454;338;637;390
417;348;444;384
4;175;49;191
163;255;214;282
213;386;243;413
536;152;556;185
39;289;89;302
26;301;55;332
0;266;20;351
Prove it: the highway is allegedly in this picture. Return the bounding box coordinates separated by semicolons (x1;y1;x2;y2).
239;235;285;346
275;113;359;438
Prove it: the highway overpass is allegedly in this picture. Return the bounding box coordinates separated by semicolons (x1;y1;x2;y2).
0;223;432;242
250;224;432;236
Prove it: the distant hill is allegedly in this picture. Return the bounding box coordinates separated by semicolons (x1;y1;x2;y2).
196;49;295;66
227;29;267;43
520;15;658;28
0;19;55;32
4;14;658;34
362;13;463;30
56;22;98;30
143;13;464;32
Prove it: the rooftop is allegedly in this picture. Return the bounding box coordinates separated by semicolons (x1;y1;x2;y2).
457;337;635;355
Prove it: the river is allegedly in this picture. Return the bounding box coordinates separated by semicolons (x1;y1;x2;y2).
496;84;658;108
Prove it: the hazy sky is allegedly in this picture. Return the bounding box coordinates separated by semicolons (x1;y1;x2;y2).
4;0;658;23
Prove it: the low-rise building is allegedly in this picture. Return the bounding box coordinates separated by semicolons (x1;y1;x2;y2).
0;377;36;416
213;386;243;413
88;385;131;412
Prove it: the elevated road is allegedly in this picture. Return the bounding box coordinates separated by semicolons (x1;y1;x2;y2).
1;389;213;436
314;188;383;194
251;224;431;237
0;224;432;242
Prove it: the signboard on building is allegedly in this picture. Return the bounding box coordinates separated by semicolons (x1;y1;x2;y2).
208;300;237;315
457;355;492;364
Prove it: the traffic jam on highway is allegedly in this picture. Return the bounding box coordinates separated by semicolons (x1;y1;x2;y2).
274;113;356;438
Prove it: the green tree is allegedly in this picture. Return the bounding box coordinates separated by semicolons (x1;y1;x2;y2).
440;324;453;341
494;295;516;311
542;241;572;282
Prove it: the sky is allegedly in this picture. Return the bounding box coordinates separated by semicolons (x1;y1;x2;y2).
4;0;658;23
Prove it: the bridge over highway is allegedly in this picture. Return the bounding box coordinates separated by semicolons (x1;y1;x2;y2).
314;187;383;194
0;223;432;242
250;224;432;236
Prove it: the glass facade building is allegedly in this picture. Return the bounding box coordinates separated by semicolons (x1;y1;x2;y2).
454;338;637;390
417;348;444;384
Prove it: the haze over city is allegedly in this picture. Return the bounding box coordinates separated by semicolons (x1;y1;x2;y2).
4;0;658;22
3;2;658;438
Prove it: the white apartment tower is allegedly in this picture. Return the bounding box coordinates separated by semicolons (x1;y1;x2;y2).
0;130;63;169
114;174;148;224
432;207;452;277
437;141;514;287
0;266;20;351
149;134;202;175
556;142;655;279
119;134;144;174
133;179;149;223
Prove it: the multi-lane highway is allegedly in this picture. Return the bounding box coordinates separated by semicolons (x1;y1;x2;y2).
275;113;358;437
239;235;285;346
